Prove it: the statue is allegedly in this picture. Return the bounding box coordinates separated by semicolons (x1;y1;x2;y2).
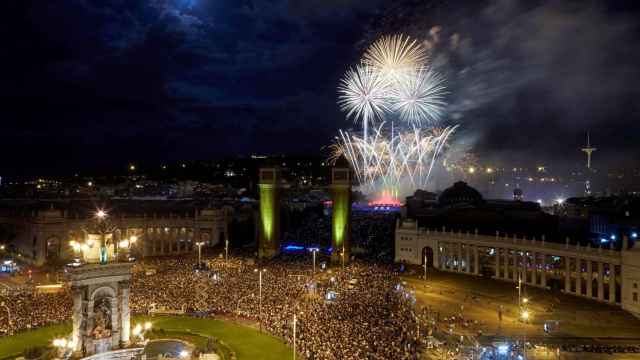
92;298;112;339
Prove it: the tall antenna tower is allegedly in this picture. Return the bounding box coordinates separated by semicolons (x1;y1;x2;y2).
581;132;597;169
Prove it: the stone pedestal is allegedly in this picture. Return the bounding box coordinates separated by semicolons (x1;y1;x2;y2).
68;263;133;356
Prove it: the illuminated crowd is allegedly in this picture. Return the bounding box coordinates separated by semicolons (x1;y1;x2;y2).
130;255;421;360
0;255;421;359
0;290;71;335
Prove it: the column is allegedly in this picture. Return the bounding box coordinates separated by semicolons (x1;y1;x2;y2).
540;254;547;288
512;250;518;281
474;246;480;275
120;281;131;344
609;264;616;304
531;252;537;286
504;250;509;279
495;248;501;279
71;286;83;352
586;260;593;298
442;243;448;270
110;297;120;348
564;257;571;293
597;262;604;301
457;243;463;272
465;245;471;273
576;258;582;296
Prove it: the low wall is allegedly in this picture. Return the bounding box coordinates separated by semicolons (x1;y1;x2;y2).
81;347;144;360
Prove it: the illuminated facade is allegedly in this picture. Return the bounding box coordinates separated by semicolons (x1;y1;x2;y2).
331;164;351;263
258;167;281;258
396;220;640;319
0;201;231;266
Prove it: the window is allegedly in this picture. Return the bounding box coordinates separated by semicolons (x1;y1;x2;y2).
634;283;638;289
634;292;638;302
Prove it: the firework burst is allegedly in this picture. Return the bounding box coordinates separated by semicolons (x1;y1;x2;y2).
337;64;391;129
391;67;447;126
363;34;428;80
333;33;457;199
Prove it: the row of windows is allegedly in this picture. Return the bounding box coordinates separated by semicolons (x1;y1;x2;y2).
399;247;413;252
399;236;413;241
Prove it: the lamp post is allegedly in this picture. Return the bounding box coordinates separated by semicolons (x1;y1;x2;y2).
310;248;318;277
424;252;428;280
225;238;229;265
293;312;298;360
520;309;530;360
196;241;205;267
254;268;266;332
340;245;345;271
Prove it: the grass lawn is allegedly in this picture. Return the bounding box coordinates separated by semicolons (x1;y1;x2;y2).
0;316;292;360
0;323;71;359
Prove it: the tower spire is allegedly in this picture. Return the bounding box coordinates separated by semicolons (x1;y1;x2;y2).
581;131;597;169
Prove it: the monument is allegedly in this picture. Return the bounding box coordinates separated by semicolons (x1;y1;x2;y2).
69;263;132;355
258;167;281;258
66;209;133;356
331;159;351;264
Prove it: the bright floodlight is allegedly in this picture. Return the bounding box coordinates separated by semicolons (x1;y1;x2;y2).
144;322;152;330
521;310;530;320
132;324;142;336
95;209;107;219
556;198;565;205
179;350;189;358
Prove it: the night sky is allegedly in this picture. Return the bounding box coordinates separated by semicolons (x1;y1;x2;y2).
2;0;640;175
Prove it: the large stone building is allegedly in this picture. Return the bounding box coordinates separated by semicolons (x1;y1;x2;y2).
396;182;640;318
0;200;234;265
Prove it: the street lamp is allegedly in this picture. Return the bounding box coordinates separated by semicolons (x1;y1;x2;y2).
254;268;266;332
293;312;303;360
309;248;319;277
196;241;205;267
340;245;345;270
225;238;229;265
424;252;428;280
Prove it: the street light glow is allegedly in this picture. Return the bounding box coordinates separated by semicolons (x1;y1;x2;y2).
95;209;107;219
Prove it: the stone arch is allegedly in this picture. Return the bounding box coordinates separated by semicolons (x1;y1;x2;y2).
422;246;434;268
91;285;116;301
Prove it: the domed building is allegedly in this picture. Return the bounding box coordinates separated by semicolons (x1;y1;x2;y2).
438;181;484;207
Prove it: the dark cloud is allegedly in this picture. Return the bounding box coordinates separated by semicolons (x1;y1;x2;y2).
1;0;639;175
366;0;640;168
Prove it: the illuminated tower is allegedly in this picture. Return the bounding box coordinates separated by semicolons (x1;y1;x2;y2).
331;159;352;264
258;167;281;258
581;132;596;195
581;132;597;169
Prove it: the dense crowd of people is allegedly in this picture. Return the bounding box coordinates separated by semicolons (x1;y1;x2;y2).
131;255;421;359
0;290;71;335
0;255;421;359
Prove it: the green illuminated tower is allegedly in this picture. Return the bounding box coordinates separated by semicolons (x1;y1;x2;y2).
258;167;281;258
331;160;351;264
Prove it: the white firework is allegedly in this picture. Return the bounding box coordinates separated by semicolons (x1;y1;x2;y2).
363;34;428;80
335;124;457;195
337;64;391;130
391;67;447;126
